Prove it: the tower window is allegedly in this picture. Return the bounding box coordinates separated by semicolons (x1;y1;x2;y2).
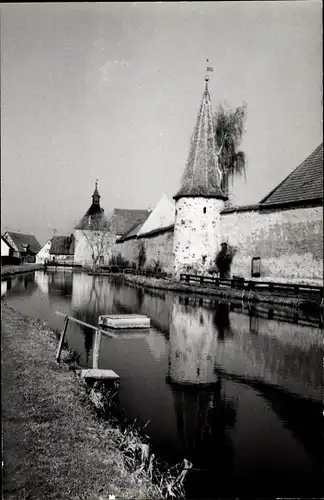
203;207;206;214
175;209;178;216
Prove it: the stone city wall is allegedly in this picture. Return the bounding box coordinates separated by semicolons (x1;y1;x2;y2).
139;231;174;272
115;238;141;266
220;205;323;280
75;204;323;280
116;230;174;272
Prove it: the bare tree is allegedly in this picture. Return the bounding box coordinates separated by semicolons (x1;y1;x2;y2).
214;102;247;203
80;213;111;270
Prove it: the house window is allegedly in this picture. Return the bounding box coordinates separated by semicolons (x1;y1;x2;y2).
203;207;206;214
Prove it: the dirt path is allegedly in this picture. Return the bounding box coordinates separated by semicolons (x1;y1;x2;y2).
1;303;159;500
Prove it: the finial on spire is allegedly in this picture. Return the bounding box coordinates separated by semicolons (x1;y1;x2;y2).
92;178;100;204
205;59;213;84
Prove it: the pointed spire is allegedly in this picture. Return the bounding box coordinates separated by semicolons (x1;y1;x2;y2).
92;178;100;205
174;64;227;201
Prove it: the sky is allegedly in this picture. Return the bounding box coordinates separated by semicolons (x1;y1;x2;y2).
1;2;322;245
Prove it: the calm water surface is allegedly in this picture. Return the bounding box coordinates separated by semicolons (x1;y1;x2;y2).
2;270;323;498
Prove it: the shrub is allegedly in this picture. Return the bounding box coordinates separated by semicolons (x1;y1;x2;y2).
108;253;130;268
215;242;236;278
138;243;146;269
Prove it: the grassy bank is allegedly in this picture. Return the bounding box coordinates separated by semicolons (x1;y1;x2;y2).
1;263;43;278
2;302;185;500
122;274;322;310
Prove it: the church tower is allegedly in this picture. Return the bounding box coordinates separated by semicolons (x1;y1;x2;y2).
173;70;227;277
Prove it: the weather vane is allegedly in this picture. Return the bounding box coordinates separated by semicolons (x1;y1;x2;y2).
205;58;214;82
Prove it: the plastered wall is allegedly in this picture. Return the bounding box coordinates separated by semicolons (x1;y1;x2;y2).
173;197;224;276
220;206;323;279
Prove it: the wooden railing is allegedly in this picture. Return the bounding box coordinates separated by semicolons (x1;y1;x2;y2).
179;273;324;298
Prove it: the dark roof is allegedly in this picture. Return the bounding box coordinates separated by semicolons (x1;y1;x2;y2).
118;217;150;242
260;143;323;207
221;204;260;214
174;82;227;201
50;236;75;255
3;232;41;254
137;224;174;239
75;205;107;230
107;209;150;235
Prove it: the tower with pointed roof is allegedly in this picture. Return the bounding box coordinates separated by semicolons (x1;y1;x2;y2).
173;70;227;277
74;181;110;267
75;180;104;230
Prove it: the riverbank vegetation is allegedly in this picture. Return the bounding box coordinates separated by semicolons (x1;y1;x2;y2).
2;302;186;500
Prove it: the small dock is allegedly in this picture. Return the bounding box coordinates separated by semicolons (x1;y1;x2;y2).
80;368;119;381
99;314;150;329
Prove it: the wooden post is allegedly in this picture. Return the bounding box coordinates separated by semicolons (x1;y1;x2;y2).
92;328;102;369
56;315;69;363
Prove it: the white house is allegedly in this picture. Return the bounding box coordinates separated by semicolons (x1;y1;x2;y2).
36;239;52;264
1;236;12;257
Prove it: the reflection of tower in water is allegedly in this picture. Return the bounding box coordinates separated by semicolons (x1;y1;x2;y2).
167;299;237;496
168;300;220;385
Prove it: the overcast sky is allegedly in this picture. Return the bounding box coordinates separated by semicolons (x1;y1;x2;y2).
1;2;322;244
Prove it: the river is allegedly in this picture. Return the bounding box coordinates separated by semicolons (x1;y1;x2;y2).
2;269;323;498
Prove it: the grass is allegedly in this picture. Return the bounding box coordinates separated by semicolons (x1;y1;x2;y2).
2;301;187;500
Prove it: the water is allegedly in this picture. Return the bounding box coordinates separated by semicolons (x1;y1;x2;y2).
2;270;323;498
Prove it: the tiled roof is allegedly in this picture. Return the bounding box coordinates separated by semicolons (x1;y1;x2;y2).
107;209;150;236
75;205;107;230
3;232;41;254
260;144;323;207
174;82;227;201
50;236;75;255
118;219;148;242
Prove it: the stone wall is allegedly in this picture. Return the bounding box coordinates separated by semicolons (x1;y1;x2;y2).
220;205;323;280
173;197;225;277
116;230;174;272
140;231;174;272
115;238;141;266
75;202;323;280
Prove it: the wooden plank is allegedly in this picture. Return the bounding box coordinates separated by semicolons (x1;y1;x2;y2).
55;311;117;338
80;369;119;380
56;316;69;363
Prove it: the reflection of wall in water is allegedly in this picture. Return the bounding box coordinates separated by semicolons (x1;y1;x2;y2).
169;298;322;400
169;301;219;385
214;311;323;401
1;281;7;297
170;382;236;476
72;274;114;313
3;273;38;296
114;284;172;335
46;271;73;298
141;290;173;334
34;270;49;294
